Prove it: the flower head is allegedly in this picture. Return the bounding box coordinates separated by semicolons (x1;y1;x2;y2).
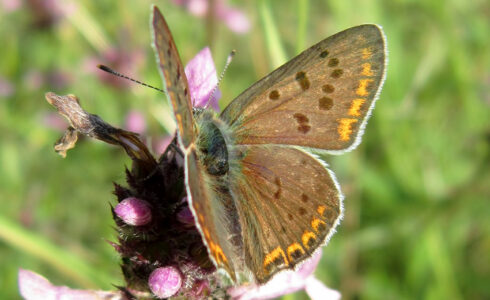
99;47;222;298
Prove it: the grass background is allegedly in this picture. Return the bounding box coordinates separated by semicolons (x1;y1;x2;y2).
0;0;488;299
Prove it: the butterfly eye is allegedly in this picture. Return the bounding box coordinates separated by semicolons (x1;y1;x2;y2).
192;107;204;116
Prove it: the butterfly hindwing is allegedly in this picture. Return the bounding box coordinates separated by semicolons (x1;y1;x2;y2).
221;24;387;153
228;145;343;283
152;6;195;149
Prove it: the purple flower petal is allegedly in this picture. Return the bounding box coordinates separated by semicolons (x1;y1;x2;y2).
305;277;341;300
18;269;122;300
296;249;322;278
114;197;152;226
216;1;251;34
228;271;306;300
172;0;250;34
148;267;183;299
187;0;208;16
176;205;195;226
185;47;221;111
172;0;207;16
227;250;339;300
18;269;56;299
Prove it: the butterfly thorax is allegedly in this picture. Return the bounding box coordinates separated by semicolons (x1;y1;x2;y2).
194;109;229;176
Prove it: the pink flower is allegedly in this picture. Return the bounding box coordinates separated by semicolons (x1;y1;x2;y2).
228;250;341;300
1;0;21;13
18;269;122;300
0;75;14;97
215;2;251;34
172;0;250;34
185;47;221;111
125;110;147;134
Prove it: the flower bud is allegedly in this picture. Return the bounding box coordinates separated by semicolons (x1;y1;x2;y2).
177;205;195;226
148;267;183;299
114;197;152;226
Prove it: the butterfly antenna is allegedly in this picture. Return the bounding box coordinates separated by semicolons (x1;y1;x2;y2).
205;50;236;109
97;64;165;93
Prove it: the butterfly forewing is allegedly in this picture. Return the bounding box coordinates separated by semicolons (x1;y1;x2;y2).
152;6;194;149
152;6;245;282
228;145;342;283
185;146;244;281
221;25;386;153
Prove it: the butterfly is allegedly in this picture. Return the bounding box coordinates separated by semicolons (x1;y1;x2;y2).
151;6;387;284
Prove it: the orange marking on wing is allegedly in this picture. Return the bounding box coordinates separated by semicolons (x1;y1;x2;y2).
163;70;172;86
287;243;305;262
348;98;366;117
337;118;358;141
198;213;204;222
208;241;228;264
214;243;228;263
317;205;327;217
203;227;211;239
356;79;374;96
302;231;317;249
175;114;184;135
263;246;288;271
361;63;374;76
311;217;327;232
362;47;372;59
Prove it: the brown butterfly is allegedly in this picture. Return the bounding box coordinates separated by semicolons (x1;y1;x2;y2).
151;6;387;283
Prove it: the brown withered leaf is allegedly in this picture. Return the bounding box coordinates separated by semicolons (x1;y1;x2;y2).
45;92;156;170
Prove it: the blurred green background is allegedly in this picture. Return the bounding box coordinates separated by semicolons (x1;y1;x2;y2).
1;0;488;299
